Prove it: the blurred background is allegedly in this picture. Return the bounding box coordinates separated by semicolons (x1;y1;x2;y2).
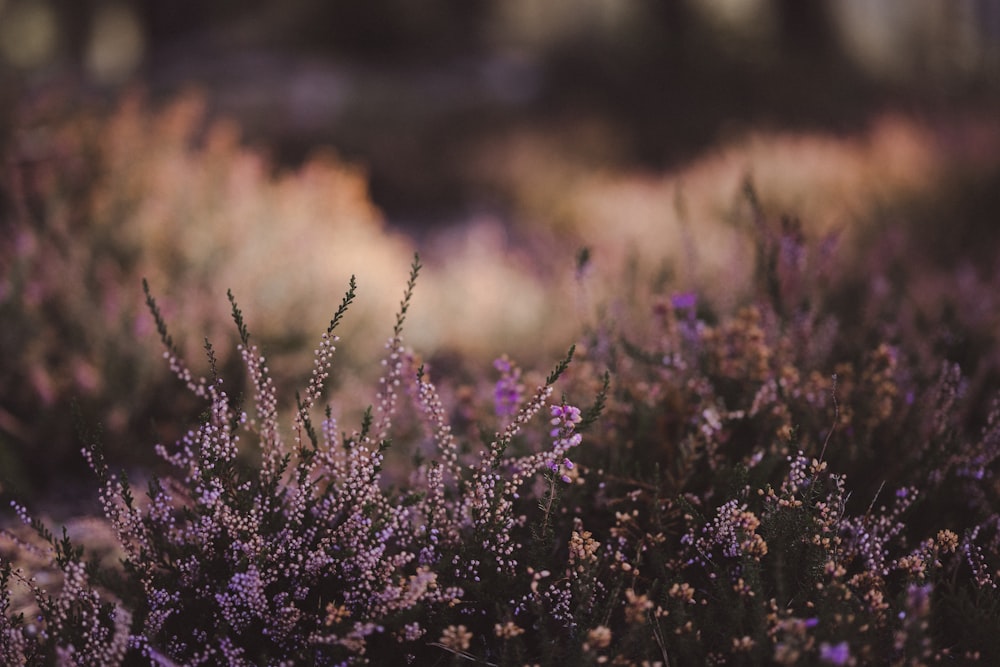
2;0;1000;499
3;0;1000;219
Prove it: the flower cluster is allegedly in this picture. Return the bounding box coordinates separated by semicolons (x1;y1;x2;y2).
493;355;524;420
546;404;583;483
1;256;599;665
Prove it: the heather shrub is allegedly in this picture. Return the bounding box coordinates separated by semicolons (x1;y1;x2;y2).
3;221;1000;664
569;181;999;509
1;256;613;665
546;194;1000;663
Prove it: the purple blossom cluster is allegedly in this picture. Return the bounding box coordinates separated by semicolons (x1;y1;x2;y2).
1;257;598;665
546;405;582;484
492;355;523;420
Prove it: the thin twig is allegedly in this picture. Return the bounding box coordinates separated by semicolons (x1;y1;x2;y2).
426;643;498;666
818;373;839;463
865;480;886;522
649;610;672;667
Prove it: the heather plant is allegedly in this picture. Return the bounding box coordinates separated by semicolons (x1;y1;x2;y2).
4;231;1000;664
2;255;621;665
546;195;1000;663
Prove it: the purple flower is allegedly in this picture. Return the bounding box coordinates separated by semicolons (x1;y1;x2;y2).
546;406;583;483
550;404;582;426
671;291;697;311
493;355;523;418
819;640;851;665
906;583;932;616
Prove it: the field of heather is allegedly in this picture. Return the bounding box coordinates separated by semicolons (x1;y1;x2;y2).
3;3;1000;665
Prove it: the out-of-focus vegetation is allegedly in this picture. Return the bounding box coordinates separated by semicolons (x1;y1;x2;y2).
2;1;999;218
1;91;411;495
